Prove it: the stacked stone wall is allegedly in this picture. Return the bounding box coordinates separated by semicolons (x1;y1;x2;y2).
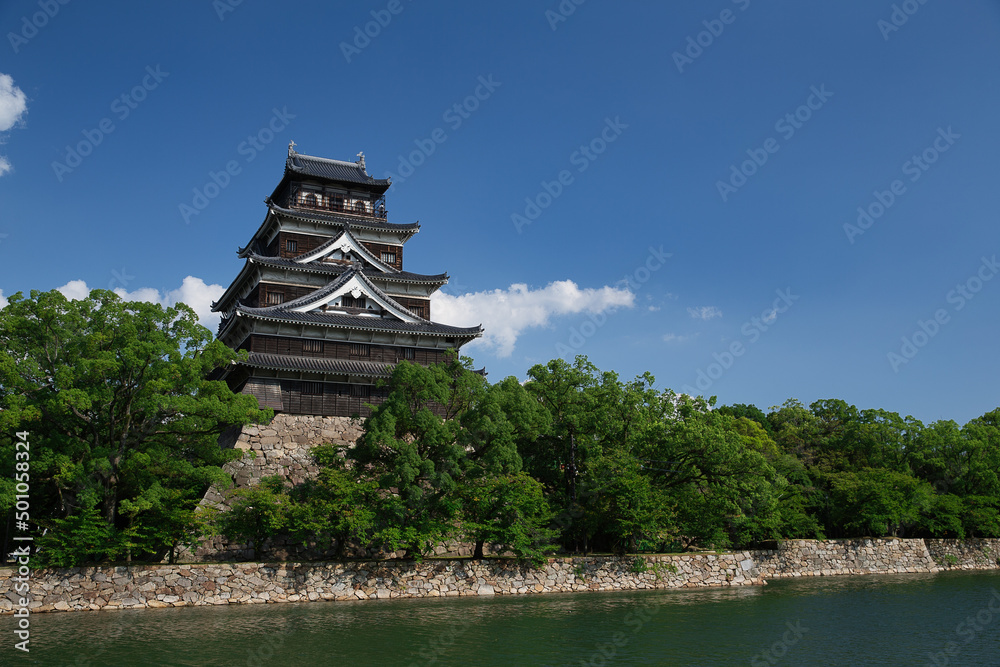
185;415;363;562
925;538;1000;570
753;538;939;578
0;553;763;614
7;539;1000;615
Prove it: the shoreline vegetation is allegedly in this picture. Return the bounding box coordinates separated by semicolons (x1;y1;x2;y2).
4;291;1000;575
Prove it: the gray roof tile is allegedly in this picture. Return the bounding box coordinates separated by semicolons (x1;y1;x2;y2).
287;153;391;191
244;352;394;377
233;307;482;337
248;253;449;283
269;203;419;233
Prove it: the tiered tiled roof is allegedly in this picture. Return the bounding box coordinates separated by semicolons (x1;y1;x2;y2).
286;152;391;193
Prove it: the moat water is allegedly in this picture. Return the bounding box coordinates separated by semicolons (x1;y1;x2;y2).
5;570;1000;666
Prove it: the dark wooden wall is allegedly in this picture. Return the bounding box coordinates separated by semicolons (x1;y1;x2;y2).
360;241;403;271
256;283;315;307
281;381;389;417
394;296;431;319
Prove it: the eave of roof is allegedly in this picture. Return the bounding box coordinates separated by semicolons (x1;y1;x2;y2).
242;351;395;378
269;203;420;234
228;307;483;338
293;228;396;273
286;153;391;193
243;268;428;325
250;254;448;283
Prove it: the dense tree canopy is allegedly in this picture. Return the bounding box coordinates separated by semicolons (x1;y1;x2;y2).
5;288;1000;566
0;289;270;564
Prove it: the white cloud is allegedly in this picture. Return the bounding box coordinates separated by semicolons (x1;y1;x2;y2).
56;276;225;331
0;73;27;177
0;289;7;309
0;74;27;132
432;280;635;357
57;279;91;301
663;333;696;344
688;306;722;320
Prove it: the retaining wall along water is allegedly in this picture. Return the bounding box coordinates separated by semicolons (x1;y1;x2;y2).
4;538;999;614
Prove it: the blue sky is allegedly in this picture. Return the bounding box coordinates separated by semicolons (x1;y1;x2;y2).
2;0;999;424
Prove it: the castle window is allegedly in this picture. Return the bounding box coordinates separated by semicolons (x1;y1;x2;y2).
380;252;396;265
266;292;284;305
302;339;324;353
302;193;317;207
301;381;323;395
351;384;371;398
403;347;415;360
353;200;367;214
350;343;370;357
286;239;298;253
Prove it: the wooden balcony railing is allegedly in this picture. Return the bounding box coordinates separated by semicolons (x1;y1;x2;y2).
290;190;387;220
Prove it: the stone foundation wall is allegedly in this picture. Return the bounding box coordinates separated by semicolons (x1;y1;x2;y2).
0;553;763;614
187;415;497;562
925;538;1000;570
754;538;939;578
216;414;363;488
7;539;1000;615
184;415;363;562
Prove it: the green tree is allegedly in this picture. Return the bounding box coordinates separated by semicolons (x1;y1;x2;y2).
826;468;933;537
0;288;270;564
283;445;380;558
349;357;473;558
214;476;289;560
459;472;557;564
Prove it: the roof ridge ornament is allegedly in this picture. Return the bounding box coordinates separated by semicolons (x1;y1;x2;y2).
356;151;366;172
288;140;297;157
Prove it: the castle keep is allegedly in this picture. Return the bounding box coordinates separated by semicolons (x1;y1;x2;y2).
212;144;482;416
